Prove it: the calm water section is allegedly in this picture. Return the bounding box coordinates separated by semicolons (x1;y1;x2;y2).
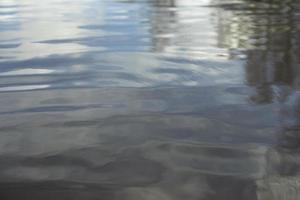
0;0;300;199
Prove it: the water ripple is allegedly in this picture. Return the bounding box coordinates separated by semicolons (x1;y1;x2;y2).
0;0;300;199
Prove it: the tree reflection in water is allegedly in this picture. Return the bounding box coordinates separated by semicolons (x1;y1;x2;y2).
150;0;300;199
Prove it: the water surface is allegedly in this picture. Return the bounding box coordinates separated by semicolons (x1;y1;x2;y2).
0;0;300;199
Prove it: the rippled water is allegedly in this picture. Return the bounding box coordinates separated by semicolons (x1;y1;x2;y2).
0;0;300;199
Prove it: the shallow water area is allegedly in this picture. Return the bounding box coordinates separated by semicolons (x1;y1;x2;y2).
0;0;300;199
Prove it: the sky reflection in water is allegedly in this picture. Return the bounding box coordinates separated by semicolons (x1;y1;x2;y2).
0;0;300;199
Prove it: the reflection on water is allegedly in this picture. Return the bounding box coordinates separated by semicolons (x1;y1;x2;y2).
0;0;300;199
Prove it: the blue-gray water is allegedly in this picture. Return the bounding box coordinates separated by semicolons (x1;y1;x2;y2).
0;0;300;199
